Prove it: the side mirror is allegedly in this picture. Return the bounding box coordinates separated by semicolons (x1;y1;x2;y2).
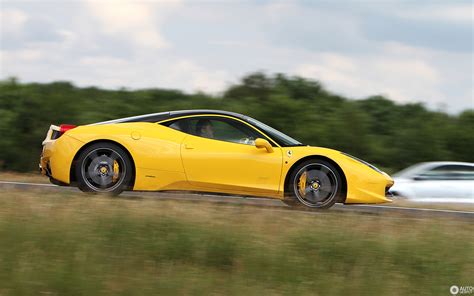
255;138;274;153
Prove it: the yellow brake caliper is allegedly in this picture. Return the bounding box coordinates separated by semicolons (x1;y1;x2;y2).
298;171;307;197
112;160;119;182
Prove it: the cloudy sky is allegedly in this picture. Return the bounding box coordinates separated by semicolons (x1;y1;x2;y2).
1;0;473;112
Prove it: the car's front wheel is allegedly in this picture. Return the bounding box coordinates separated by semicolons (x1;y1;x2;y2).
76;142;132;195
284;159;342;209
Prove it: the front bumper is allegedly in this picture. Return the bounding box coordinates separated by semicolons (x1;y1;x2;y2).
344;166;394;204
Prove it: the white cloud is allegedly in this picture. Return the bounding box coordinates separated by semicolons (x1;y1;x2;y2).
80;55;129;67
84;0;181;49
0;8;28;33
1;47;230;95
295;51;443;106
168;60;230;93
0;0;472;113
0;49;43;62
263;0;299;21
394;3;474;24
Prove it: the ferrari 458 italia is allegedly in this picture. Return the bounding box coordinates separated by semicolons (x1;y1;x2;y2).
40;110;393;209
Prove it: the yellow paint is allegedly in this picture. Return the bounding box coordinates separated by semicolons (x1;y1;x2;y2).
180;133;282;195
278;146;393;203
255;138;274;153
40;114;393;204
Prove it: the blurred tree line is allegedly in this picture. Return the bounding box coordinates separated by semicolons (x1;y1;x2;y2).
0;73;472;173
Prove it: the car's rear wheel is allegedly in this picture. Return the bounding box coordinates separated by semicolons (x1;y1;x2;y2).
76;142;132;195
284;159;342;209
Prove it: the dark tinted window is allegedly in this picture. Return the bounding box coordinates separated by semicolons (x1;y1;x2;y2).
163;117;265;146
419;165;474;180
247;117;303;147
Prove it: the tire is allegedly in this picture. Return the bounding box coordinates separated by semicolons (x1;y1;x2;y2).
75;142;133;195
284;159;342;209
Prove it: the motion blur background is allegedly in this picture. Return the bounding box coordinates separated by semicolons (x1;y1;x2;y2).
1;2;473;295
0;0;473;173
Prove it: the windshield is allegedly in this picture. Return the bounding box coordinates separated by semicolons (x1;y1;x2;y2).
247;117;303;147
392;163;431;178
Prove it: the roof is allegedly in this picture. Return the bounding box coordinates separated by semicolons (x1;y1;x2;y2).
170;110;248;121
415;161;474;168
393;161;474;177
91;109;249;125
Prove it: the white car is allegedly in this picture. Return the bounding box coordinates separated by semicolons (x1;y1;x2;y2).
390;162;474;203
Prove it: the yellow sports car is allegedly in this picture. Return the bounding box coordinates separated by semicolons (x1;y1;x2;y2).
40;110;393;209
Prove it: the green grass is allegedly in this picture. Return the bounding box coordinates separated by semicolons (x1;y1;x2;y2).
0;189;472;296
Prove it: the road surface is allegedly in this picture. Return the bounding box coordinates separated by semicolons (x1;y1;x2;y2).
0;180;473;219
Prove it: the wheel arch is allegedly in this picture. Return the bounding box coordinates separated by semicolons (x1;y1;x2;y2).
284;155;347;203
70;139;136;189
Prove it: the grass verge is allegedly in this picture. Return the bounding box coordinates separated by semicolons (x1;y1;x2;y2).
0;189;473;295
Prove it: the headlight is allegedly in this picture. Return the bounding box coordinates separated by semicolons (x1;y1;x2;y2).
341;152;383;174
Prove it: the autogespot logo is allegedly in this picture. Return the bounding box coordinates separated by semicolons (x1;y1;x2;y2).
450;285;474;295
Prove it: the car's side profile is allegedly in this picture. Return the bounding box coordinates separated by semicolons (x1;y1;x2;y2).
390;162;474;203
40;110;394;209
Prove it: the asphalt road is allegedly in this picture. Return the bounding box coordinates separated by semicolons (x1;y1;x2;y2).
1;180;473;220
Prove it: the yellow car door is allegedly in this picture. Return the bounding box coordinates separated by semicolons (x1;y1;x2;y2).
172;116;283;195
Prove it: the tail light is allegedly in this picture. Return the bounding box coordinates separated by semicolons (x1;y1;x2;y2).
44;124;77;143
59;124;76;135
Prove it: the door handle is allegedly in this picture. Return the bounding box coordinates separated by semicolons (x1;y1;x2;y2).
184;144;194;150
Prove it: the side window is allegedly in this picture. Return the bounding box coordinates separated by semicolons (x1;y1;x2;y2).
419;165;474;180
163;117;263;145
167;119;191;133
